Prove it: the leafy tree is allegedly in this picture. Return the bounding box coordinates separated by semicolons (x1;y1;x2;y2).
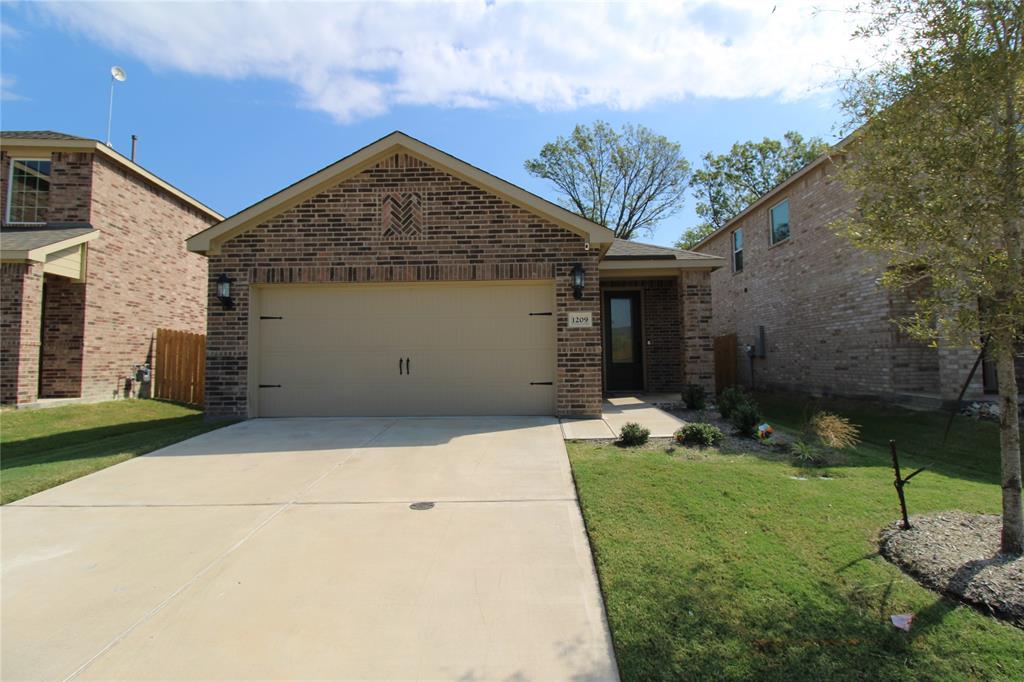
839;0;1022;552
525;121;690;240
677;132;828;249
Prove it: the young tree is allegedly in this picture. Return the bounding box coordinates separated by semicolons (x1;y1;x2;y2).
524;121;690;240
839;0;1023;552
677;132;828;249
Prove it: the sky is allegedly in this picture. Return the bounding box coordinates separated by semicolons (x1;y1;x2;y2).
0;1;873;247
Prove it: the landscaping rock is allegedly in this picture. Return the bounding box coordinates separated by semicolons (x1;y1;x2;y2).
879;511;1023;626
959;401;1002;422
668;407;795;454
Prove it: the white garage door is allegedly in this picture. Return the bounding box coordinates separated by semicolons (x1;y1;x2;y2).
255;281;557;417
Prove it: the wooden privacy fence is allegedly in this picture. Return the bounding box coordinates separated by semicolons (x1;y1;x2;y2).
154;328;206;406
713;333;738;394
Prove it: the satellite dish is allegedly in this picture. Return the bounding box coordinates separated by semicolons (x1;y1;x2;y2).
111;66;127;82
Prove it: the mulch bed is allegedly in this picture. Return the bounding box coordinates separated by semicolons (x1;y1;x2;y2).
879;511;1024;627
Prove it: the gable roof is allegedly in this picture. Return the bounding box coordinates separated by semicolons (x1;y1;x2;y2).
2;131;91;141
186;131;615;255
1;131;223;222
605;238;721;262
0;224;99;261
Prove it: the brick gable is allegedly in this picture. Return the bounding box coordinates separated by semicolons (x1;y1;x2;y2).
206;152;602;418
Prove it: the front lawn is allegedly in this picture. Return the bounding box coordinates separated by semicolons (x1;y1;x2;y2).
1;400;231;504
568;393;1022;680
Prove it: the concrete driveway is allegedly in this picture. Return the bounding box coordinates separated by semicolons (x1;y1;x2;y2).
2;417;618;681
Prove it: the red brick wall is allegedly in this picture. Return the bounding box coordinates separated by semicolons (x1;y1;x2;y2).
600;278;681;393
80;154;212;400
695;161;982;402
0;262;43;404
39;274;86;397
205;152;602;419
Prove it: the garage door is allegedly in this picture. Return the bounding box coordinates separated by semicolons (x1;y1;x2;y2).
255;281;556;417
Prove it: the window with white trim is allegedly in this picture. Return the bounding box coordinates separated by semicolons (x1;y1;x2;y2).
769;199;790;245
731;228;743;272
6;158;52;224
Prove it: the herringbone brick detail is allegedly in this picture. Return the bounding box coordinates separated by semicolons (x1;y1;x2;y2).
380;191;424;238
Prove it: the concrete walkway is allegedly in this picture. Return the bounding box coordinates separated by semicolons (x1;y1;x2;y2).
2;417;618;681
560;395;687;440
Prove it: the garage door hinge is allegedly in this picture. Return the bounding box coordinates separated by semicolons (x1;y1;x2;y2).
529;381;553;386
528;312;553;316
258;384;282;388
260;316;283;320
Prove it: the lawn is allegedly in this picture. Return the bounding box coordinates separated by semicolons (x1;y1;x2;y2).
1;400;231;504
568;392;1023;681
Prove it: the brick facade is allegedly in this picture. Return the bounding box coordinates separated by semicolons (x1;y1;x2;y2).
679;270;715;393
0;147;216;405
600;278;681;393
695;160;984;403
205;152;603;419
0;262;43;404
39;274;86;398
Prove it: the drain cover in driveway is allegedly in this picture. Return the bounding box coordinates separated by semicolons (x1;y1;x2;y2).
409;502;435;511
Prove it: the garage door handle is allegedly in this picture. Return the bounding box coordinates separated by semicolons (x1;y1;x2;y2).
399;358;403;375
405;357;410;375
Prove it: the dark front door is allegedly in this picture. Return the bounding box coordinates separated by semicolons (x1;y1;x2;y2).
604;292;643;391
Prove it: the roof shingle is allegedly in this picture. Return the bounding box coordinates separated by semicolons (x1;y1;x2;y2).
1;131;93;142
604;238;721;261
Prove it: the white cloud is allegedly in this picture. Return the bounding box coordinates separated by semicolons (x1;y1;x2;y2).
39;0;874;122
1;75;26;101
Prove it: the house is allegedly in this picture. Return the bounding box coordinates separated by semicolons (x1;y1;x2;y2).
691;152;1021;406
1;131;222;406
186;132;724;419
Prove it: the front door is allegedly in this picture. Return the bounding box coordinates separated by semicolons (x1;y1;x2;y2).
604;292;643;391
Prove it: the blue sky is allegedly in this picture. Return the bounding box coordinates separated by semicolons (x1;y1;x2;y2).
1;1;865;247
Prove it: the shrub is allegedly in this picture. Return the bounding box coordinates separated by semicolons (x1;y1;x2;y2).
682;384;707;410
675;423;724;447
730;402;762;438
791;440;827;467
718;386;753;419
808;411;861;449
619;422;650;446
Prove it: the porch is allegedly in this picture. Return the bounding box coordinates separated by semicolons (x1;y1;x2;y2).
1;226;96;405
597;238;725;400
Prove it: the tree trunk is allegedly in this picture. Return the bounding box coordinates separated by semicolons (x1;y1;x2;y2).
995;332;1023;554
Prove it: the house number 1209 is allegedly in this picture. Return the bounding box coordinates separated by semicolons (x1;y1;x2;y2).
568;312;592;328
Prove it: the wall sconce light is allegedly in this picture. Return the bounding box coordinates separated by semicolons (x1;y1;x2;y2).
571;263;585;300
216;273;234;309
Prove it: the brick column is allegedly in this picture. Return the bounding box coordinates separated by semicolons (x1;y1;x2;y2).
937;344;985;403
1;262;44;405
679;269;714;394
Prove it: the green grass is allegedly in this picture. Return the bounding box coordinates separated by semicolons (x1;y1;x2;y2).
568;392;1022;681
1;400;232;504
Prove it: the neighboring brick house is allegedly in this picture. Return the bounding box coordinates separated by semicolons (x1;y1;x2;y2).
1;131;222;405
187;132;723;419
692;153;1019;406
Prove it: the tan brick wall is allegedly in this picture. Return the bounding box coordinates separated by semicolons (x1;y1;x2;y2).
695;161;982;402
205;152;602;419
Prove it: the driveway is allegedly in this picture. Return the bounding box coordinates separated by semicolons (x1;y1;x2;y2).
2;417;618;681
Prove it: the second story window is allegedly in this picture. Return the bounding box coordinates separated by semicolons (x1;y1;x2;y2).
769;199;790;245
6;158;51;224
732;228;743;272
